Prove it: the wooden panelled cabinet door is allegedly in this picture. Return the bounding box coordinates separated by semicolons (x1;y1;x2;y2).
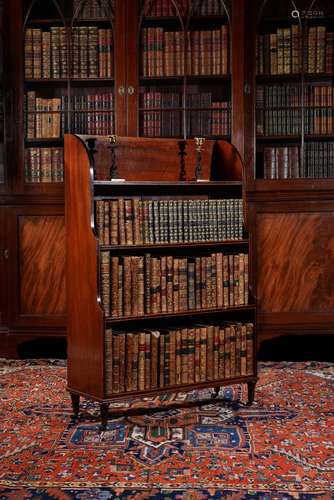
6;206;66;328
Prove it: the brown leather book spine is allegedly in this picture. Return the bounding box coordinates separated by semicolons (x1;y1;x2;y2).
159;332;165;387
133;199;143;245
169;329;176;386
111;256;119;318
173;258;179;312
181;328;188;384
200;326;207;382
100;250;110;317
229;323;236;378
188;328;195;384
124;199;134;245
240;324;247;376
150;330;160;389
224;326;231;378
213;325;220;379
137;256;145;316
109;200;118;245
125;333;133;392
194;327;201;383
166;255;174;312
123;256;132;317
112;334;120;393
145;332;151;390
138;332;146;391
218;326;225;380
132;333;139;391
118;198;126;245
118;262;124;317
175;330;182;385
104;328;113;395
246;323;254;375
160;256;167;313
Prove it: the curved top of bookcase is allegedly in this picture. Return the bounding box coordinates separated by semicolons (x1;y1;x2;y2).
73;134;244;182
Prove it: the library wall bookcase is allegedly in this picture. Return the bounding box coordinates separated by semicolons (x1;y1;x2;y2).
244;0;334;344
65;133;257;425
1;0;333;356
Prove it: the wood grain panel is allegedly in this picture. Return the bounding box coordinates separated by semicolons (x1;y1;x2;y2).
19;216;66;315
257;212;334;312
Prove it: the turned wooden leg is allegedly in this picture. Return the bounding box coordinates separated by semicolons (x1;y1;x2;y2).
211;386;221;399
100;403;109;430
70;393;80;417
247;381;256;406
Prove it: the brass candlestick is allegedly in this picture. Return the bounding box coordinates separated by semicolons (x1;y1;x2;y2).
194;137;205;181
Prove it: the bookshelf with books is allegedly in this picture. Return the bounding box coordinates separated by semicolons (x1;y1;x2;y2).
65;134;257;425
23;0;115;187
138;0;231;140
242;0;334;347
254;0;334;183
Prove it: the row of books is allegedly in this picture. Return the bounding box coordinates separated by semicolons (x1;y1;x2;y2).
257;25;334;75
257;84;334;107
100;252;249;318
67;93;114;135
26;94;61;139
73;0;113;19
95;198;243;245
25;27;114;80
262;143;334;179
263;146;300;179
143;0;226;17
140;91;230;137
105;322;254;394
24;147;64;183
141;26;229;77
25;92;115;138
144;0;187;17
257;109;334;136
304;142;334;178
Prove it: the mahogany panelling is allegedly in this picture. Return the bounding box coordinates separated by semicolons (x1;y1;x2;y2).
256;212;334;313
19;215;66;315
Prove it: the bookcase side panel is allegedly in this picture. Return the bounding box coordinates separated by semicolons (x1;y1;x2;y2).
65;133;104;399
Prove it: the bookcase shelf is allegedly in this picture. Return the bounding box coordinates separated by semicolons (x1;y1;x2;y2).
100;240;249;251
65;133;257;427
255;0;334;181
105;304;256;324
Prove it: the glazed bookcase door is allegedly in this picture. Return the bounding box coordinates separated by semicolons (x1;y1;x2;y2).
137;0;231;140
185;0;231;140
23;0;68;191
69;1;116;137
22;0;116;191
256;0;334;181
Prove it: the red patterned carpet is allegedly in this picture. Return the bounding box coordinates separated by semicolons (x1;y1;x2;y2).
0;360;333;499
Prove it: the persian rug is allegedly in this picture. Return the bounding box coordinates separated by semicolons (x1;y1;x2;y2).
0;360;333;499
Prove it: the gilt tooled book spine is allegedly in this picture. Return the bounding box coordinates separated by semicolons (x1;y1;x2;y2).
150;330;160;390
138;332;146;391
181;328;188;385
104;328;113;395
175;329;182;385
124;199;134;245
125;333;134;392
218;326;225;380
194;327;201;383
246;322;254;376
100;251;110;317
145;332;151;390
